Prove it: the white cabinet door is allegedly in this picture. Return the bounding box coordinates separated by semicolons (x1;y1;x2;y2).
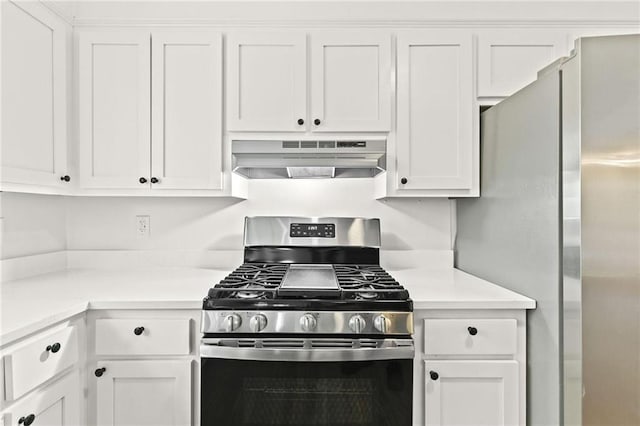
5;372;80;426
424;360;519;426
310;32;391;132
151;32;223;190
95;360;191;426
78;31;151;189
396;31;474;190
227;33;306;132
478;31;568;97
1;1;68;188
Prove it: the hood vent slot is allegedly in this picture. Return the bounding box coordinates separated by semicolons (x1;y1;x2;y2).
233;139;386;179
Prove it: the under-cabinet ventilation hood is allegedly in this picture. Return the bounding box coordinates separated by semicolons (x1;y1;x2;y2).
232;139;386;179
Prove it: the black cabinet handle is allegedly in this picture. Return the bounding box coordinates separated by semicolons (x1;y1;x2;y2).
60;175;70;182
150;177;159;184
468;326;478;336
297;118;304;125
95;367;106;377
400;177;408;185
314;118;321;125
46;342;61;353
19;414;36;426
134;326;145;336
429;371;439;381
139;177;148;184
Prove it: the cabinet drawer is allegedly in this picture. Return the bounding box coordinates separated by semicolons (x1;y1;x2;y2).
95;319;190;356
3;325;79;401
424;319;517;356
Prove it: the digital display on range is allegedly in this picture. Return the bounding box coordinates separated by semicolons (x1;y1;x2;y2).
290;223;335;238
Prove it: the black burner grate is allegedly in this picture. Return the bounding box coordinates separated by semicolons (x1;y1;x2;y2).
334;265;409;301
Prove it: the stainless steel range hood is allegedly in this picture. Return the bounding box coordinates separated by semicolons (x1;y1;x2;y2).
232;139;386;179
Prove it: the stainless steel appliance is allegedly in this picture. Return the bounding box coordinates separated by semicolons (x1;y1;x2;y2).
200;217;414;426
456;34;639;426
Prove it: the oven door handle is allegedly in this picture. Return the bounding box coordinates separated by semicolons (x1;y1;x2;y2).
200;343;414;362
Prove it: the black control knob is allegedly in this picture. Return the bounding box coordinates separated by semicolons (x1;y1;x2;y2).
468;326;478;336
150;177;159;184
60;175;71;182
95;367;106;377
18;414;36;426
429;371;439;381
134;326;145;336
46;342;61;353
297;118;304;125
139;177;147;184
314;118;321;125
400;177;408;185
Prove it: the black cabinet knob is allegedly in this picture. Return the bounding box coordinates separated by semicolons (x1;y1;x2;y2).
19;414;36;426
95;367;106;377
139;177;148;184
468;326;478;336
429;371;439;381
134;326;145;336
46;342;61;353
314;118;321;125
150;177;159;184
297;118;304;125
60;175;71;182
400;177;408;185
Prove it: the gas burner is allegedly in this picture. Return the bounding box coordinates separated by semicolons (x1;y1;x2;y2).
356;291;379;300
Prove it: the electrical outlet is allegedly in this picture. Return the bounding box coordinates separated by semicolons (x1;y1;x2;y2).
136;215;150;238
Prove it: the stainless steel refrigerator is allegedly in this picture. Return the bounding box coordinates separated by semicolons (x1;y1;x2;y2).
456;34;639;426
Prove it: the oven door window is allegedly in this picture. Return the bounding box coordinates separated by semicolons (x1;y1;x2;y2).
201;358;412;426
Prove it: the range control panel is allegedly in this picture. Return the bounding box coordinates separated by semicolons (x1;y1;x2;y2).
290;223;335;238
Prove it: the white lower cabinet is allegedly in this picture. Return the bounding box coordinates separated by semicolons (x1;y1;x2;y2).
94;360;191;426
424;360;519;426
3;372;81;426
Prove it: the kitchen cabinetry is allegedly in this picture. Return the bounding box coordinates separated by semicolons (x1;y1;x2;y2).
393;31;477;196
78;31;223;191
227;31;391;133
477;31;568;98
415;311;526;426
1;0;70;191
2;372;81;426
88;310;199;426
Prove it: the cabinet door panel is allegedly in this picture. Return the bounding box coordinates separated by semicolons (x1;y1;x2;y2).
397;32;473;190
1;1;67;187
425;360;519;426
151;32;223;190
78;31;151;189
227;33;306;131
6;372;80;426
478;31;568;97
95;360;191;426
311;33;391;132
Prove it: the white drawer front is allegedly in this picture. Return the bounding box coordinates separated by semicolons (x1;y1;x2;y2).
424;319;517;356
3;326;79;401
95;319;190;356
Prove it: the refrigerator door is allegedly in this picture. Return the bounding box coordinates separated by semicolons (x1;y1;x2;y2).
578;34;640;426
456;69;563;426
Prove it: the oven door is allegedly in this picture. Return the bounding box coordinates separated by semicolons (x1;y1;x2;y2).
200;338;414;426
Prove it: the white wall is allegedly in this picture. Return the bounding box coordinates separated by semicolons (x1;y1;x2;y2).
65;180;453;252
0;192;67;259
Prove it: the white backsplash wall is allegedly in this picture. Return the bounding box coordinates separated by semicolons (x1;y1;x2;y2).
66;180;453;252
0;192;67;259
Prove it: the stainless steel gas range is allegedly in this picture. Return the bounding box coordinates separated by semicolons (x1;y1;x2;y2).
200;217;414;426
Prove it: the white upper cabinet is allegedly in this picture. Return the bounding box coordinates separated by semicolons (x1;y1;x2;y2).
396;31;475;194
310;33;391;132
227;33;307;132
151;32;223;190
78;31;151;189
1;1;69;189
478;31;568;98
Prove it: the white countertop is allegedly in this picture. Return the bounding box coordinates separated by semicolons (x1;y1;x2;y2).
0;267;535;345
